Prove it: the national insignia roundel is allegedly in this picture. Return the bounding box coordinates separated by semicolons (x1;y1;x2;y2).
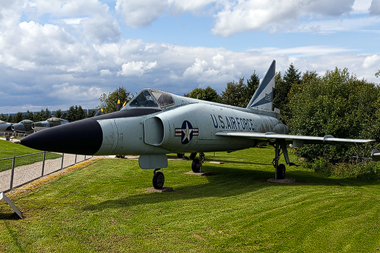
175;120;199;144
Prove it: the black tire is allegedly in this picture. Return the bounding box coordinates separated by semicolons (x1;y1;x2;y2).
177;153;185;158
192;158;202;173
153;171;165;189
277;164;286;179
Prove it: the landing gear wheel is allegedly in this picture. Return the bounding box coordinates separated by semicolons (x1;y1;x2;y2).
276;164;286;179
177;153;185;158
153;170;165;189
192;158;202;173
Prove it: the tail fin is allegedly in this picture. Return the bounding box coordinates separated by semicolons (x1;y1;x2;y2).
246;60;276;111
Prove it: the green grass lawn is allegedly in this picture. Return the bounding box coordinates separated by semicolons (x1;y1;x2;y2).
1;147;380;252
0;140;61;172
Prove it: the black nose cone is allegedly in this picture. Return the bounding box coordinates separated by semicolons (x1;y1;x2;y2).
20;118;103;155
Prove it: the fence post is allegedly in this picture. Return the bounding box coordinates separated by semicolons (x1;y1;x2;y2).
10;156;16;190
41;151;46;177
75;154;77;164
61;153;64;170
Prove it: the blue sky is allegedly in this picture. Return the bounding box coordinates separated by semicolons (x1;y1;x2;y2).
1;0;380;114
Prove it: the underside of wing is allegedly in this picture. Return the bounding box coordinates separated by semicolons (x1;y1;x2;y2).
215;131;373;146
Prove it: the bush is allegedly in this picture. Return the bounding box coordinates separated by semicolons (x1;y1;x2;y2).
306;158;380;181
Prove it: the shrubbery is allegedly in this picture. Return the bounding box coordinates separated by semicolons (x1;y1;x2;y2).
302;158;380;181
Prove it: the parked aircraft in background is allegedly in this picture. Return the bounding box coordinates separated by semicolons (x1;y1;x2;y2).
0;120;13;133
19;60;374;189
11;119;34;134
32;116;69;131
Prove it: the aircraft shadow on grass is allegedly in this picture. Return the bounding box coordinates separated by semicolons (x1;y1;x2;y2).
0;212;22;220
82;164;378;211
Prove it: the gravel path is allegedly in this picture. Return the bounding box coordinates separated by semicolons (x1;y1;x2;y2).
0;153;92;192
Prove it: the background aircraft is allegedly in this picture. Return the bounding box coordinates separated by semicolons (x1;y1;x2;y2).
0;120;13;133
19;61;373;189
32;116;69;131
11;119;34;134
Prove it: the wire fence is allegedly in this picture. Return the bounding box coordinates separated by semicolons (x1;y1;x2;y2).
0;152;92;193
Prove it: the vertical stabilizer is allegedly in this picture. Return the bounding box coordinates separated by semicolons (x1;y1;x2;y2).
247;60;276;111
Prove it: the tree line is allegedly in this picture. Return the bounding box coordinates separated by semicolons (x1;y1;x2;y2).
0;106;97;123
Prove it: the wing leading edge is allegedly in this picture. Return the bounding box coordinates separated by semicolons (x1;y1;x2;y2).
216;131;373;146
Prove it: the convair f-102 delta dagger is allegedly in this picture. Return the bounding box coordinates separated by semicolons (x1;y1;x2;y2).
19;61;373;189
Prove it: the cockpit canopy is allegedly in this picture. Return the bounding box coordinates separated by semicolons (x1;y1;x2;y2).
47;116;61;122
20;120;33;124
123;89;175;110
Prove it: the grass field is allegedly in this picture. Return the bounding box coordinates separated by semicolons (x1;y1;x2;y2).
0;140;61;172
1;147;380;252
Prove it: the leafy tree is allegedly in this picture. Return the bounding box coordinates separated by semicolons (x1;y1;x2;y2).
220;78;247;107
41;108;51;120
376;70;380;78
77;106;87;120
55;109;62;118
274;64;301;123
188;86;220;102
65;105;87;122
33;112;42;122
287;67;379;161
99;87;132;113
14;112;23;123
87;109;97;117
6;115;12;123
245;71;260;105
0;113;6;121
23;110;34;120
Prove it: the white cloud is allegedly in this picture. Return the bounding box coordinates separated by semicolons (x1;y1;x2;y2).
80;15;121;44
212;0;356;36
33;0;109;17
168;0;217;14
116;0;167;28
100;69;112;76
49;83;104;101
252;46;358;57
183;58;209;78
362;54;380;68
351;0;372;14
118;61;158;77
370;0;380;14
116;0;217;28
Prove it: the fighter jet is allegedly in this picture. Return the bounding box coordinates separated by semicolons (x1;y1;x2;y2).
11;119;34;134
19;60;373;189
32;116;69;131
0;120;13;133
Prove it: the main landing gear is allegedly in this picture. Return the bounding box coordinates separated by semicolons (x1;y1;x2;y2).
270;140;296;179
190;152;205;173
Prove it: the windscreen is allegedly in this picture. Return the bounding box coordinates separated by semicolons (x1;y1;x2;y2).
128;90;159;108
150;89;174;108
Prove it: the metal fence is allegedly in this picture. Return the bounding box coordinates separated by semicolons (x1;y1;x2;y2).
0;152;92;193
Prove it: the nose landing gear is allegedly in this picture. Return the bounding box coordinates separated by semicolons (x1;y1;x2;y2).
152;169;165;189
